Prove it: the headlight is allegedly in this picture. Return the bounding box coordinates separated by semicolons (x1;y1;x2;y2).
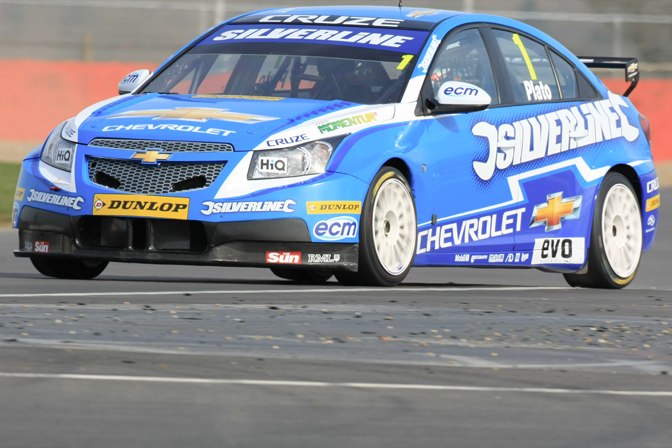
248;138;343;180
41;121;76;172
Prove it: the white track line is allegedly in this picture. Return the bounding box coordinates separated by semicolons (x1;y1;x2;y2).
0;286;571;299
0;372;671;396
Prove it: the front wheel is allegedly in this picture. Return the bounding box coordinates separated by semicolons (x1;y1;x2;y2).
564;172;643;289
31;257;108;280
335;167;417;286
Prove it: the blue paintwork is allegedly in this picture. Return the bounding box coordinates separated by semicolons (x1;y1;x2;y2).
13;6;658;274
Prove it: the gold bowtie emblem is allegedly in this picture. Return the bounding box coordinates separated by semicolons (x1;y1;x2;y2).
131;150;171;164
110;107;276;123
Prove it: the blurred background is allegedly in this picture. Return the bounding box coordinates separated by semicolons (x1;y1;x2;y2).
0;0;670;169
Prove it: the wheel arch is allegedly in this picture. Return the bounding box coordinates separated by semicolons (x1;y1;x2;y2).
607;164;642;204
382;158;413;187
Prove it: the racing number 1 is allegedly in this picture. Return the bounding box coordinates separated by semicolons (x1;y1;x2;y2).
397;54;414;70
512;34;537;80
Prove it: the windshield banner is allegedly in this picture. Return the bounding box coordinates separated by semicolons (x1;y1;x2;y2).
199;25;428;53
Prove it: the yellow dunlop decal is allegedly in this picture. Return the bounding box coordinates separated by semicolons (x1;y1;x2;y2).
14;187;25;201
93;194;189;220
307;201;361;214
646;194;660;212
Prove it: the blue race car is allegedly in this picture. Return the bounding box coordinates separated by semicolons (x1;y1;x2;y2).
13;6;659;288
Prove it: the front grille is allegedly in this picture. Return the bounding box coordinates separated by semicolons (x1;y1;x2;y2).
89;138;234;153
88;157;226;195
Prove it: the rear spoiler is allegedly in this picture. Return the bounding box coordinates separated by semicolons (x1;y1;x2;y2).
578;57;639;97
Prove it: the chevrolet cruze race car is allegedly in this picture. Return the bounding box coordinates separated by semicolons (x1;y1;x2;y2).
13;6;659;287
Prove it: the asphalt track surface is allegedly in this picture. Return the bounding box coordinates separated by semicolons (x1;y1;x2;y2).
1;190;671;448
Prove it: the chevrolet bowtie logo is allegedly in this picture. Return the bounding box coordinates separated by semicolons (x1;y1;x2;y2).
109;107;277;123
131;150;171;164
530;192;582;232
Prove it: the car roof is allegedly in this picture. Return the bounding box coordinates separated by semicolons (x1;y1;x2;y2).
234;6;464;29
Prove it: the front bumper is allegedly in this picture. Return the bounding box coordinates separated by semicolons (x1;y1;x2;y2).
15;207;358;271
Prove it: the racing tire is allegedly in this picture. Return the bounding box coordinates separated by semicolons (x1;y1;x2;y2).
31;257;108;280
270;268;333;284
563;173;643;289
335;167;417;287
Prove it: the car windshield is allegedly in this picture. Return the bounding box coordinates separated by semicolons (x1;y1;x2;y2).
141;25;428;104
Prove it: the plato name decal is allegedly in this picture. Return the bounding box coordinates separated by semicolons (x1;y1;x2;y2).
531;238;585;265
472;93;640;180
313;216;358;241
266;251;301;264
307;201;361;214
417;207;525;254
27;189;84;211
201;199;295;215
93;194;189;220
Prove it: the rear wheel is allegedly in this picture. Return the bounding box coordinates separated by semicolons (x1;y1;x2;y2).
31;257;108;280
564;172;642;288
335;167;417;286
270;268;333;284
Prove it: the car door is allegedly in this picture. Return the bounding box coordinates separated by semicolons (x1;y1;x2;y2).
415;26;524;267
485;27;601;267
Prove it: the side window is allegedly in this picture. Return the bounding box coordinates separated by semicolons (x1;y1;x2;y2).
492;29;559;104
430;28;499;105
550;51;578;99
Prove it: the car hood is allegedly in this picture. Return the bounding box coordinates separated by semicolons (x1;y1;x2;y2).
71;94;369;151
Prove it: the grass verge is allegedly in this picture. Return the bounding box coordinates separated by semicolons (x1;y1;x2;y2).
1;162;21;225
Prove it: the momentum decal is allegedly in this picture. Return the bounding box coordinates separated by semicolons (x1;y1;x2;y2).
472;93;640;181
307;201;361;214
417;207;525;254
530;192;581;232
27;189;84;211
108;108;277;123
93;194;189;220
318;112;377;134
201;199;295;215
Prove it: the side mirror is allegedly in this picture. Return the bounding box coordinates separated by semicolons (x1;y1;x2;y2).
430;81;491;114
118;69;151;95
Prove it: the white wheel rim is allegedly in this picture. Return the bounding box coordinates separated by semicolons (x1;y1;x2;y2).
372;178;416;275
601;184;642;278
